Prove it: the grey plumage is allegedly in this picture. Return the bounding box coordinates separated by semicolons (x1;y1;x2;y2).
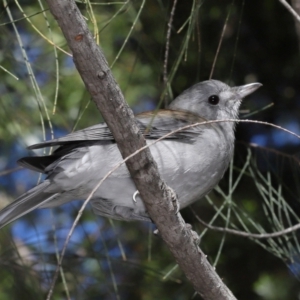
0;80;262;228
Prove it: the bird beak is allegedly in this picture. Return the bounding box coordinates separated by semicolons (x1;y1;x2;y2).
234;82;263;98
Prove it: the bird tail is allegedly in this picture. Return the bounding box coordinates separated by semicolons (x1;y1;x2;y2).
0;181;59;229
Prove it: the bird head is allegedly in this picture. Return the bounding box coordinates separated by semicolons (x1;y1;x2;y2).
168;79;262;121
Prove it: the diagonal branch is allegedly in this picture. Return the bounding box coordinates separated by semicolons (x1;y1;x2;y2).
44;1;236;299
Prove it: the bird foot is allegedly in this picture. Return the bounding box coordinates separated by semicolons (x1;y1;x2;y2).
185;223;201;245
132;190;140;203
169;188;180;214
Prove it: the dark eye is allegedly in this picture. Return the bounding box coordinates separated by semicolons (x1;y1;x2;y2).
208;95;219;105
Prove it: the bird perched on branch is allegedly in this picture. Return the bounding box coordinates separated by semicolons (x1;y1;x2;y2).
0;80;262;228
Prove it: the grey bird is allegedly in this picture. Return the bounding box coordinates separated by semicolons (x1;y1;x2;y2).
0;80;262;228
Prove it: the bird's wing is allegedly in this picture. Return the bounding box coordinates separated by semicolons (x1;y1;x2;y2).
28;123;112;150
28;109;205;150
137;109;205;140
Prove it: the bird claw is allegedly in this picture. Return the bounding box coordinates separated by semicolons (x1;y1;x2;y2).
185;223;201;245
132;190;140;203
170;188;180;214
133;188;179;214
173;199;180;214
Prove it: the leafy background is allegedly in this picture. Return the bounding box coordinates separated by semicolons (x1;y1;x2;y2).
0;0;300;299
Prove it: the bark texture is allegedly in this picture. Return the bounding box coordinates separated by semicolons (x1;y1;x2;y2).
45;1;236;299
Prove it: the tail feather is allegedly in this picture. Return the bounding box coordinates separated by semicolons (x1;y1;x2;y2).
18;156;58;173
0;181;59;229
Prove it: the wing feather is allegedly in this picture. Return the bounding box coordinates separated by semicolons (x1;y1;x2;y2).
27;109;205;150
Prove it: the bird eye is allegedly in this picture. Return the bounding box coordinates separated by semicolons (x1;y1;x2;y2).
208;95;219;105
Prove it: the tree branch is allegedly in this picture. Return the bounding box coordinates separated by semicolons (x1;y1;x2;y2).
44;1;236;299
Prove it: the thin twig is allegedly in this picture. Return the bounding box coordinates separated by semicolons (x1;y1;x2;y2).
278;0;300;22
191;208;300;239
163;0;178;86
209;3;233;79
0;167;22;177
